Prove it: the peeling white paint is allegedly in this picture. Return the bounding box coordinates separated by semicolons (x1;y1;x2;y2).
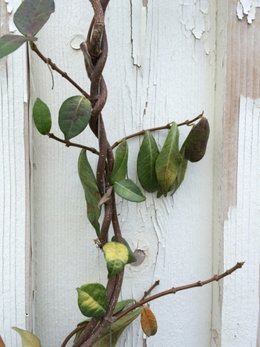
4;0;16;32
130;0;148;68
221;96;260;347
180;0;212;55
0;7;28;347
236;0;260;23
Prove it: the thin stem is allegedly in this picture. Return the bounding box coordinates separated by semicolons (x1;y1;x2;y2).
29;42;91;100
115;261;244;321
48;133;99;155
141;280;160;300
60;324;88;347
111;112;204;149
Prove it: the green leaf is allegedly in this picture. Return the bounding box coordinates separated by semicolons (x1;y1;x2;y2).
155;122;182;196
59;96;92;140
77;283;108;318
32;98;52;135
170;154;188;195
93;308;141;347
110;140;128;184
113;299;135;315
12;327;41;347
14;0;55;37
111;236;136;264
114;179;145;203
78;150;101;235
137;131;159;192
0;35;29;59
103;242;129;277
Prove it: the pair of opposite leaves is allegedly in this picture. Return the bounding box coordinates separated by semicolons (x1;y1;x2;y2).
137;117;209;197
0;0;55;59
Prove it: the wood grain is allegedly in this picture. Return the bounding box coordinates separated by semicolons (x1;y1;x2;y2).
212;1;260;346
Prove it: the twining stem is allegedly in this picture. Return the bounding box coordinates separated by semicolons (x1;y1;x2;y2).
111;112;204;149
115;262;244;321
29;42;91;100
72;1;125;346
48;133;99;155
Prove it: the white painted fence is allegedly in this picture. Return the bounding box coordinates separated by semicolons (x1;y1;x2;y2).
0;1;259;346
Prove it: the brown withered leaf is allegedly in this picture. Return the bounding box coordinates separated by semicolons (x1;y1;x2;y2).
141;305;158;337
98;186;113;207
0;336;5;347
182;117;210;162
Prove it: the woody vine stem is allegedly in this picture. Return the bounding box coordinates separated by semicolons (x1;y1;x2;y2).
0;0;244;345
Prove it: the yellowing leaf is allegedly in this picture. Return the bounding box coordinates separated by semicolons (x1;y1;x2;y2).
103;242;129;277
77;283;108;317
141;306;158;337
155;122;182;196
170;155;188;195
111;236;136;264
12;327;41;347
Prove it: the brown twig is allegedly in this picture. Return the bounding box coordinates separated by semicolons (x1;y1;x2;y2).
29;42;91;100
48;133;99;155
141;280;160;300
115;262;244;321
111;112;204;149
60;324;87;347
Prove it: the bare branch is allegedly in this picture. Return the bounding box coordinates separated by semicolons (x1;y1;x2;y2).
141;280;160;300
115;262;245;321
30;42;91;100
48;133;99;155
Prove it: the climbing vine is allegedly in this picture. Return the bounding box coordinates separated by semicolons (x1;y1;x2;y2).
0;1;244;346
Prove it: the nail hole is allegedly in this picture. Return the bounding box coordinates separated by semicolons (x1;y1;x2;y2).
131;249;146;267
70;35;85;50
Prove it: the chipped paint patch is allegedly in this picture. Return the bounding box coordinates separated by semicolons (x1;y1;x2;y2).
4;0;16;32
180;0;212;54
221;96;260;346
236;0;260;23
130;0;148;67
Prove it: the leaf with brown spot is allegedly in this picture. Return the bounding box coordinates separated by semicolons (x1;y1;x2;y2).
141;305;158;337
